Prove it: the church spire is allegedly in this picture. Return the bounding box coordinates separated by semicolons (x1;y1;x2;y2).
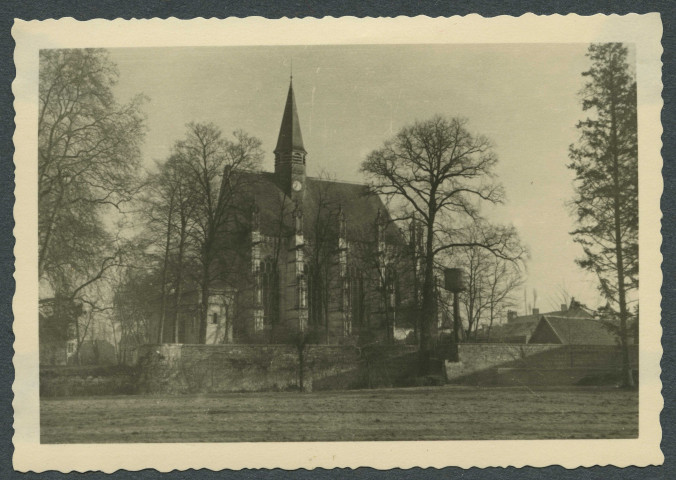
274;77;307;198
274;79;306;155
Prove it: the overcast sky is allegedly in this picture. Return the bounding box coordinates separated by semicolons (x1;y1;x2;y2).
109;44;605;313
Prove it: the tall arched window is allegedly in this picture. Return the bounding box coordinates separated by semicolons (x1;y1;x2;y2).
349;265;365;329
306;263;322;327
261;257;279;327
298;273;308;310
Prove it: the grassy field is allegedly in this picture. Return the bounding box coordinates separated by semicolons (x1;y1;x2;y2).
40;386;637;443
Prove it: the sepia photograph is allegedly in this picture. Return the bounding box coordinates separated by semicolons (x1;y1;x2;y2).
12;15;663;471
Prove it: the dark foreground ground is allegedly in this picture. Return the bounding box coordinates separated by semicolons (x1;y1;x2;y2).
41;386;638;443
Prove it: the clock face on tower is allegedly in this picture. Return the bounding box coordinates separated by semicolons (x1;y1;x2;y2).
292;180;303;192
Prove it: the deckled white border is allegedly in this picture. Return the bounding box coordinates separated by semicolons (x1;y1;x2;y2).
12;14;664;472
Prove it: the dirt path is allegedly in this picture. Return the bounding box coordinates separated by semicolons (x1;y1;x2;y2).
40;386;637;443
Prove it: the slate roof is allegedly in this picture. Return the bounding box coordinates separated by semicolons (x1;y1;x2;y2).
495;322;539;343
531;316;620;345
490;305;595;343
236;171;403;244
231;79;402;245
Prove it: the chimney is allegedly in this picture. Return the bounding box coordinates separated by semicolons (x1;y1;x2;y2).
561;303;568;312
532;308;539;316
507;310;517;323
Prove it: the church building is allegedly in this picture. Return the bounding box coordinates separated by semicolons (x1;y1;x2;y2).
155;79;420;346
227;78;417;345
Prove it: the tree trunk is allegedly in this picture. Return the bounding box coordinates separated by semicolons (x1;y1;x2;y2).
298;345;305;392
39;187;65;277
74;318;81;366
157;202;174;343
110;320;120;365
610;94;635;388
173;274;183;344
199;268;209;344
324;280;330;345
173;233;186;343
412;250;421;347
198;282;209;345
172;292;182;343
486;304;495;342
419;210;437;374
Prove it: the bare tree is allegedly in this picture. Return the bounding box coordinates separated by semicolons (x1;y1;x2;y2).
451;225;525;340
349;219;411;344
304;175;347;343
253;184;292;341
39;295;82;364
112;265;158;353
141;155;201;342
457;244;490;339
362;116;520;372
484;256;523;340
456;247;523;341
173;123;263;343
73;295;114;365
259;172;348;344
39;49;146;287
38;49;146;354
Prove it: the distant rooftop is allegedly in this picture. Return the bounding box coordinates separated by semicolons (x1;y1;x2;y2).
507;298;593;324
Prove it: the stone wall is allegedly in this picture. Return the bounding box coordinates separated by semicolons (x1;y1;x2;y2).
40;365;139;397
445;343;639;385
136;344;418;394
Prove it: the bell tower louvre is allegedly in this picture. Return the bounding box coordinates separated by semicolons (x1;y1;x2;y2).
274;77;306;200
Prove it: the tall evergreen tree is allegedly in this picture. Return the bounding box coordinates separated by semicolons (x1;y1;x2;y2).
568;43;638;387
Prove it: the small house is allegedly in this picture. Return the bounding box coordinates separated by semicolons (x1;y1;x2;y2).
528;316;619;345
488;298;593;343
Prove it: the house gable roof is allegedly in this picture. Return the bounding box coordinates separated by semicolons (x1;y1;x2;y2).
531;316;619;345
494;321;539;342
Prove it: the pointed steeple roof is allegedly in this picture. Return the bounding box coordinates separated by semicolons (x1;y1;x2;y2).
274;79;306;154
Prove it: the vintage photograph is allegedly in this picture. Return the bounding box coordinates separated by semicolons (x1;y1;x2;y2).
12;15;663;471
37;42;640;442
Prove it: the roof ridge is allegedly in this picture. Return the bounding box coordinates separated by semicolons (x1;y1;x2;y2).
306;176;368;187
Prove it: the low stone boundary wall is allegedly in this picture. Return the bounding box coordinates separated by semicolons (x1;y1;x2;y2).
445;344;638;385
40;365;139;397
136;344;418;393
42;343;638;395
